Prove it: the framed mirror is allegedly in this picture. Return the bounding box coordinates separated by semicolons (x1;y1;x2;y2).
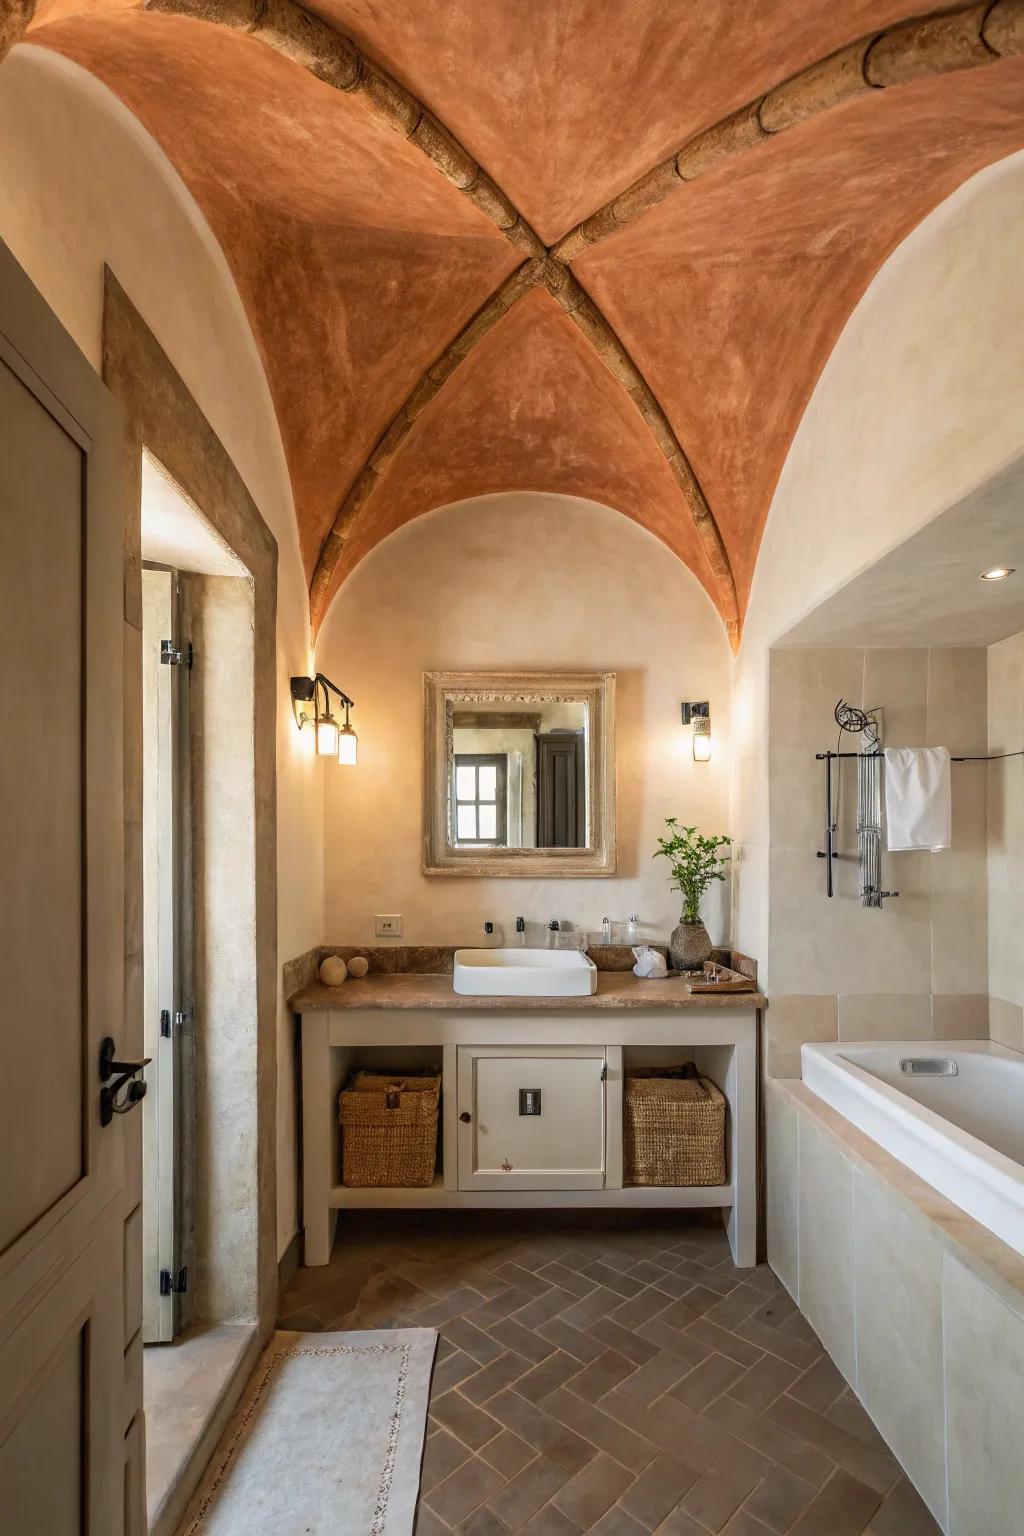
423;671;616;877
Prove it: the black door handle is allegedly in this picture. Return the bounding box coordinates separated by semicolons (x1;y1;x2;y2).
459;1111;471;1123
99;1036;150;1127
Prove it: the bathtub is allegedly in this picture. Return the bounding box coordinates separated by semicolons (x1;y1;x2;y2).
801;1040;1024;1258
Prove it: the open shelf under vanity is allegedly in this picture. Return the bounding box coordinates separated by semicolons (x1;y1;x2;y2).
296;994;760;1268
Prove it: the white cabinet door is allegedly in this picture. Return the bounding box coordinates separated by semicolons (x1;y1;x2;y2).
457;1046;607;1189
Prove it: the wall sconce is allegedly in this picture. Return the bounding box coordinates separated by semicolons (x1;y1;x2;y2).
681;701;711;763
291;673;358;765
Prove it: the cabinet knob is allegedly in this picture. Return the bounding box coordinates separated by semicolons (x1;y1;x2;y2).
459;1111;471;1123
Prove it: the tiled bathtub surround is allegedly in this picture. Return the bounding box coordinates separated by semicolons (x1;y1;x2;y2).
767;1078;1024;1534
988;629;1024;1056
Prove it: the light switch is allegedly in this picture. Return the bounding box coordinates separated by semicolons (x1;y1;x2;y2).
374;914;403;938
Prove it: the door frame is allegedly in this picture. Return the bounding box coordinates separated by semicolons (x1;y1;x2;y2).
102;268;279;1339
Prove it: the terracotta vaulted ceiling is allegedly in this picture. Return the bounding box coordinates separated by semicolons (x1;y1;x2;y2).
16;0;1024;644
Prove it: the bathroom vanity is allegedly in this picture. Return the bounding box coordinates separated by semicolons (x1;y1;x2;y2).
292;964;764;1270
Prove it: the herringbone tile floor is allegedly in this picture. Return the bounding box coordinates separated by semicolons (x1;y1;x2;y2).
279;1213;940;1536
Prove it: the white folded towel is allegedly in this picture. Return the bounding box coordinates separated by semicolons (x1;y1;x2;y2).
883;747;952;851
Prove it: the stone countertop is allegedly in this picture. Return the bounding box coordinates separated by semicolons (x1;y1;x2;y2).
290;971;766;1012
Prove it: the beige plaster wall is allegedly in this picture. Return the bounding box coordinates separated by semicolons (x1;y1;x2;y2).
733;151;1024;991
764;645;989;1077
0;45;322;1258
317;493;733;945
988;630;1024;1048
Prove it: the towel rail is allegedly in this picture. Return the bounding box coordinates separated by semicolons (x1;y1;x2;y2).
814;747;1022;899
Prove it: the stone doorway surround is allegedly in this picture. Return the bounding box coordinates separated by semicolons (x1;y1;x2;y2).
102;270;279;1528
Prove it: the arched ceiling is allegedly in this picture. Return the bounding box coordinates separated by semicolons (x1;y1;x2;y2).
15;0;1024;646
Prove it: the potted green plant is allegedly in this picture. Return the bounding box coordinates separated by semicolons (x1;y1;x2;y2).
653;819;732;971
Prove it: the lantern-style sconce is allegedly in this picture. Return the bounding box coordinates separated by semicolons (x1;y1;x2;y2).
681;700;711;763
291;673;358;765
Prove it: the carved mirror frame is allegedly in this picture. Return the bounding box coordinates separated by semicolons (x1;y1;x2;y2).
423;670;616;877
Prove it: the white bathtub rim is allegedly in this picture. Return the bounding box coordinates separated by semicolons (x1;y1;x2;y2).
801;1039;1024;1260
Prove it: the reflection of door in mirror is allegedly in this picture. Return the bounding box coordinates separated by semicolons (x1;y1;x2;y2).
536;731;586;848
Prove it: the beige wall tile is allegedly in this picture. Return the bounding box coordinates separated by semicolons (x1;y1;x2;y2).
864;648;928;748
853;1173;946;1528
930;850;988;996
770;849;932;996
837;993;932;1041
927;648;988;756
766;1086;799;1301
768;649;865;753
766;995;838;1044
798;1114;855;1384
944;1253;1024;1536
765;1041;804;1079
990;996;1024;1052
931;994;989;1040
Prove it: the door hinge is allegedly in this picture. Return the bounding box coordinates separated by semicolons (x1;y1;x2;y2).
160;639;193;669
600;1062;608;1082
160;1008;188;1038
159;1267;188;1297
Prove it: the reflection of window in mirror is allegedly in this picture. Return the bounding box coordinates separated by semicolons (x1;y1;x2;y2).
453;754;508;846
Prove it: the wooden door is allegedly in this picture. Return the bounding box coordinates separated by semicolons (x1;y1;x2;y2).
535;731;586;847
457;1046;607;1189
0;240;127;1533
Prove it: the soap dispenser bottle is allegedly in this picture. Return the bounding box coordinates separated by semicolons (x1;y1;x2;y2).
547;919;560;949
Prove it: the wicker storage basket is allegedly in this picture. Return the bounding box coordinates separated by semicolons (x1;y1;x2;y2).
338;1071;440;1188
624;1067;726;1187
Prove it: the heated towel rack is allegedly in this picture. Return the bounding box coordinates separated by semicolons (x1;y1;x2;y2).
815;698;1024;902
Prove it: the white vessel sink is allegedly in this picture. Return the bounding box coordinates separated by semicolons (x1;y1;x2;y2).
453;947;598;997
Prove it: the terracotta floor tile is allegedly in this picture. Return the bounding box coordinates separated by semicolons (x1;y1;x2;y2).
787;1355;847;1414
669;1351;746;1413
767;1396;899;1495
280;1216;911;1536
739;1464;816;1533
725;1355;801;1415
614;1352;692;1408
517;1499;581;1534
423;1426;473;1491
786;1468;882;1536
425;1455;508;1527
679;1440;771;1532
541;1386;658;1474
864;1474;942;1535
489;1318;560;1365
590;1318;660;1368
431;1389;503;1450
487;1456;570;1531
552;1453;634;1528
480;1430;538;1480
564;1348;638;1404
535;1316;610;1365
462;1352;532;1405
589;1509;648;1536
459;1506;515;1536
487;1389;598;1477
617;1450;701;1529
515;1351;583;1404
445;1316;510;1366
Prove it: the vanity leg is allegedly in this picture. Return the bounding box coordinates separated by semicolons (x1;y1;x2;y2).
727;1029;757;1268
301;1010;336;1266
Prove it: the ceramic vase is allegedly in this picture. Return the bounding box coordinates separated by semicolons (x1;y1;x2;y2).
669;918;712;972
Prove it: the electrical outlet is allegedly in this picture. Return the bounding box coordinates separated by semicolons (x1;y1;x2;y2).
374;914;403;938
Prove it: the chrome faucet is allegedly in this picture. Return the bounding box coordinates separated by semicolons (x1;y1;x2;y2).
515;915;526;947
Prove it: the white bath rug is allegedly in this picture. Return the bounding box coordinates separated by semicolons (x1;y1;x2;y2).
180;1328;436;1536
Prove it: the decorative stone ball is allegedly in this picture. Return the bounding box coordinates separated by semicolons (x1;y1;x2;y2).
347;955;369;978
318;955;348;987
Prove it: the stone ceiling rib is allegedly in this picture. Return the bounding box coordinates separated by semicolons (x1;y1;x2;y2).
551;0;1024;262
145;0;545;258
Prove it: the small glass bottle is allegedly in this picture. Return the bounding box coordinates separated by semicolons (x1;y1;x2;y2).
601;916;612;946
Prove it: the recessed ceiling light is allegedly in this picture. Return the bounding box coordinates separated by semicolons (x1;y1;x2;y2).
980;567;1015;581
